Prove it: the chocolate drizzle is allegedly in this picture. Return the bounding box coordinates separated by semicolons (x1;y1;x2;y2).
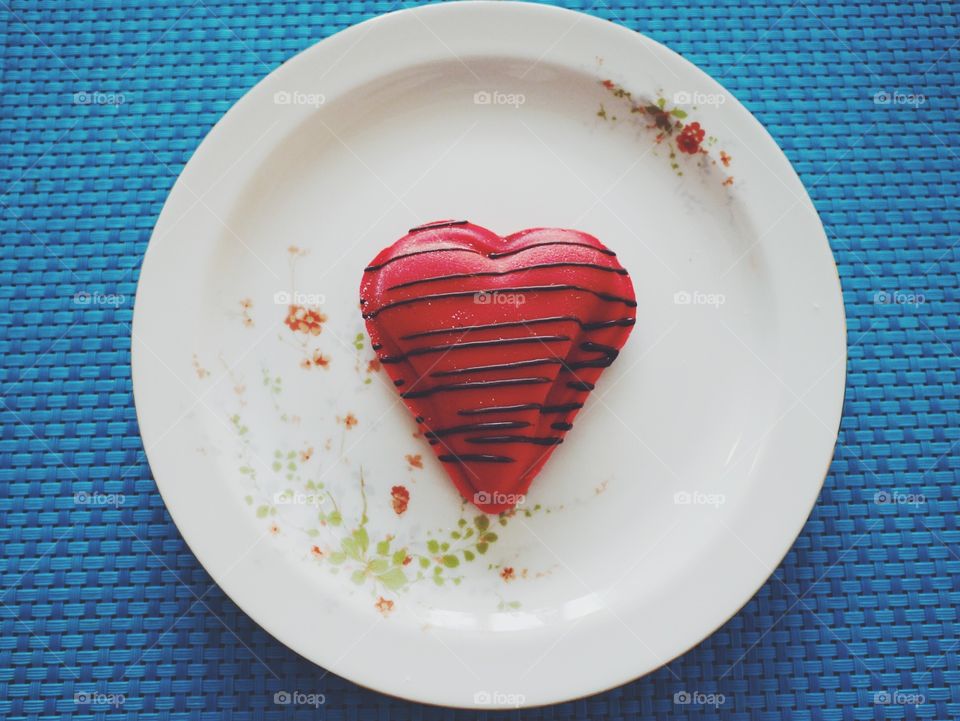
387;262;628;291
581;317;636;331
362;285;637;319
415;342;617;376
380;335;570;364
464;435;562;446
401;316;634;340
439;453;514;464
432;358;563;377
458;403;543;415
365;247;479;272
565;342;620;370
457;402;584;416
425;421;530;439
489;241;616;259
401;376;551;400
365;238;615;273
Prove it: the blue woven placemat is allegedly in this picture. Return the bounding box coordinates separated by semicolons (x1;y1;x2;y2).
1;0;958;718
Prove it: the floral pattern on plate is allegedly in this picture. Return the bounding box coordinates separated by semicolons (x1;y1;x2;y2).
192;248;581;615
597;79;734;185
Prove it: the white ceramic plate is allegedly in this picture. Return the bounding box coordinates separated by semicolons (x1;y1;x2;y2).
132;1;845;709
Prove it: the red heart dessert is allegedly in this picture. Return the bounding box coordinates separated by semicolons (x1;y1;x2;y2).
360;221;636;513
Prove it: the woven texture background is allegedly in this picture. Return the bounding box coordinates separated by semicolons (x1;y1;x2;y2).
1;0;958;718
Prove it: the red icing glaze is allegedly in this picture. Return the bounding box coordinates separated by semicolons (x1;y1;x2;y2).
360;221;636;513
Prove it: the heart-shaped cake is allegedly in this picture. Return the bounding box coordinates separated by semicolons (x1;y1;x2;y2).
360;221;636;513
